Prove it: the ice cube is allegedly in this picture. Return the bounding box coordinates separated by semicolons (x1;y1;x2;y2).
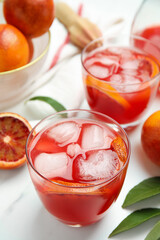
138;59;152;76
121;49;134;60
88;64;109;78
34;152;69;179
108;47;132;57
122;74;141;84
73;150;119;181
86;55;119;79
85;54;119;68
99;56;119;66
108;47;124;55
120;69;138;77
47;121;81;147
139;73;150;82
81;124;112;150
121;59;140;70
116;74;141;92
67;143;81;158
110;74;123;83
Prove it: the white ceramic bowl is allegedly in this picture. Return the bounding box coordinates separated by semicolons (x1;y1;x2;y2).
0;32;51;110
0;2;51;110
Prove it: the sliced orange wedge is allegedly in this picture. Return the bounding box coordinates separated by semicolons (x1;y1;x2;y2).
111;136;128;163
41;178;112;195
149;58;159;78
84;75;130;109
134;55;159;97
140;55;160;78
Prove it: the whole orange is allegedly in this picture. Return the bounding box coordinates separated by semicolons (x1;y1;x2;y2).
141;110;160;166
0;24;30;72
3;0;54;38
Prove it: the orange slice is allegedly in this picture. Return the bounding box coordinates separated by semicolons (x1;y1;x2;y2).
138;55;160;78
84;75;130;109
111;136;128;163
145;56;160;78
42;178;111;195
0;112;32;169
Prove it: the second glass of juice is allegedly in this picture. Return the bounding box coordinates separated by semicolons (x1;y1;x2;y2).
131;0;160;54
81;35;160;129
26;109;130;227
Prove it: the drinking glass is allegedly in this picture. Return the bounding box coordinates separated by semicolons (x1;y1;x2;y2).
26;109;130;227
81;34;160;130
131;0;160;49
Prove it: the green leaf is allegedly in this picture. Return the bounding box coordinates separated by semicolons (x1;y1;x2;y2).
122;177;160;208
28;96;66;112
109;208;160;238
145;221;160;240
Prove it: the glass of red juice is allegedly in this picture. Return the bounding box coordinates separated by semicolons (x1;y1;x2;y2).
26;109;130;227
131;0;160;73
131;0;160;52
81;35;160;130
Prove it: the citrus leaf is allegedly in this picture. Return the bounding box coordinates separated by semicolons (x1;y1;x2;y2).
109;208;160;238
145;221;160;240
122;177;160;208
28;96;66;112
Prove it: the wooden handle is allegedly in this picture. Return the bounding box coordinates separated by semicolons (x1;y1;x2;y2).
55;2;79;28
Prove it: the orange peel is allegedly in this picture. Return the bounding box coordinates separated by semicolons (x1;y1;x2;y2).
84;75;130;109
111;136;127;163
142;56;160;78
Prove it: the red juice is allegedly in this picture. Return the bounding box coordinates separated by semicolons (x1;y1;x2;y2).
82;46;160;125
139;26;160;48
27;118;129;226
136;26;160;67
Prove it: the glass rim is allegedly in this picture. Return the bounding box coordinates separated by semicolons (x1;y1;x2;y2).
26;109;130;189
0;31;51;76
81;34;160;87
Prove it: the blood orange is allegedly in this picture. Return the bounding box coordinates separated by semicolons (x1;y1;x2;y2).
3;0;54;38
0;24;30;72
0;112;32;169
141;111;160;166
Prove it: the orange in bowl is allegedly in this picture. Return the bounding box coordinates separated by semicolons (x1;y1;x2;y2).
0;24;30;72
0;30;50;110
141;110;160;166
3;0;54;38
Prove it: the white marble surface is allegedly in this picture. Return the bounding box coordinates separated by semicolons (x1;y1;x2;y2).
0;0;160;240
